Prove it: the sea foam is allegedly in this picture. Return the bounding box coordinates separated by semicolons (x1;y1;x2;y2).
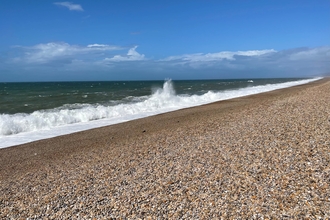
0;77;322;148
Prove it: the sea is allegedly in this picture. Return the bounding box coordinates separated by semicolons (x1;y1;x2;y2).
0;77;322;148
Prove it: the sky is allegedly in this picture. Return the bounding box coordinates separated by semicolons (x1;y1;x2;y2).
0;0;329;82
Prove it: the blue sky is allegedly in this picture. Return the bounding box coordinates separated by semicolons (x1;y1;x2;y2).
0;0;329;81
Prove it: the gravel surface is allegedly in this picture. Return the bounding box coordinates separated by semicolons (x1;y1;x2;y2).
1;78;329;219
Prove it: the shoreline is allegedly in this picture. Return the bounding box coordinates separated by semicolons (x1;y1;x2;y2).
0;77;321;149
1;78;329;218
1;78;326;177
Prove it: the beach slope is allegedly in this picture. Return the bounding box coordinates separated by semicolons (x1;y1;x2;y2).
1;78;329;218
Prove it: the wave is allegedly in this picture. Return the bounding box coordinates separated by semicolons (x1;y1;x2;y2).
0;77;322;148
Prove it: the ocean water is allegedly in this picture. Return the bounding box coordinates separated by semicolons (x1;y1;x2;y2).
0;77;321;148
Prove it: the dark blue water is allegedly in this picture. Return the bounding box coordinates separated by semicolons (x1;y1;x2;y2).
0;78;303;114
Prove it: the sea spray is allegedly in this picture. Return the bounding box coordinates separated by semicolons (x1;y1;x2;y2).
0;80;176;136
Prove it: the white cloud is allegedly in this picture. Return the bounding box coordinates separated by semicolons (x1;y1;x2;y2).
87;44;109;48
14;42;124;64
161;49;276;62
104;46;145;62
54;2;84;11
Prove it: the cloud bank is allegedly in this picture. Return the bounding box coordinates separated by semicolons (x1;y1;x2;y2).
54;2;84;11
12;42;124;64
2;42;330;81
161;49;277;62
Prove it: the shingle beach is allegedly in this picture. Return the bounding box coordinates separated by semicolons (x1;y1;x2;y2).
1;78;329;219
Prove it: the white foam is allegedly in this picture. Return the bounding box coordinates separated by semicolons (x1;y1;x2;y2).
0;77;322;148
